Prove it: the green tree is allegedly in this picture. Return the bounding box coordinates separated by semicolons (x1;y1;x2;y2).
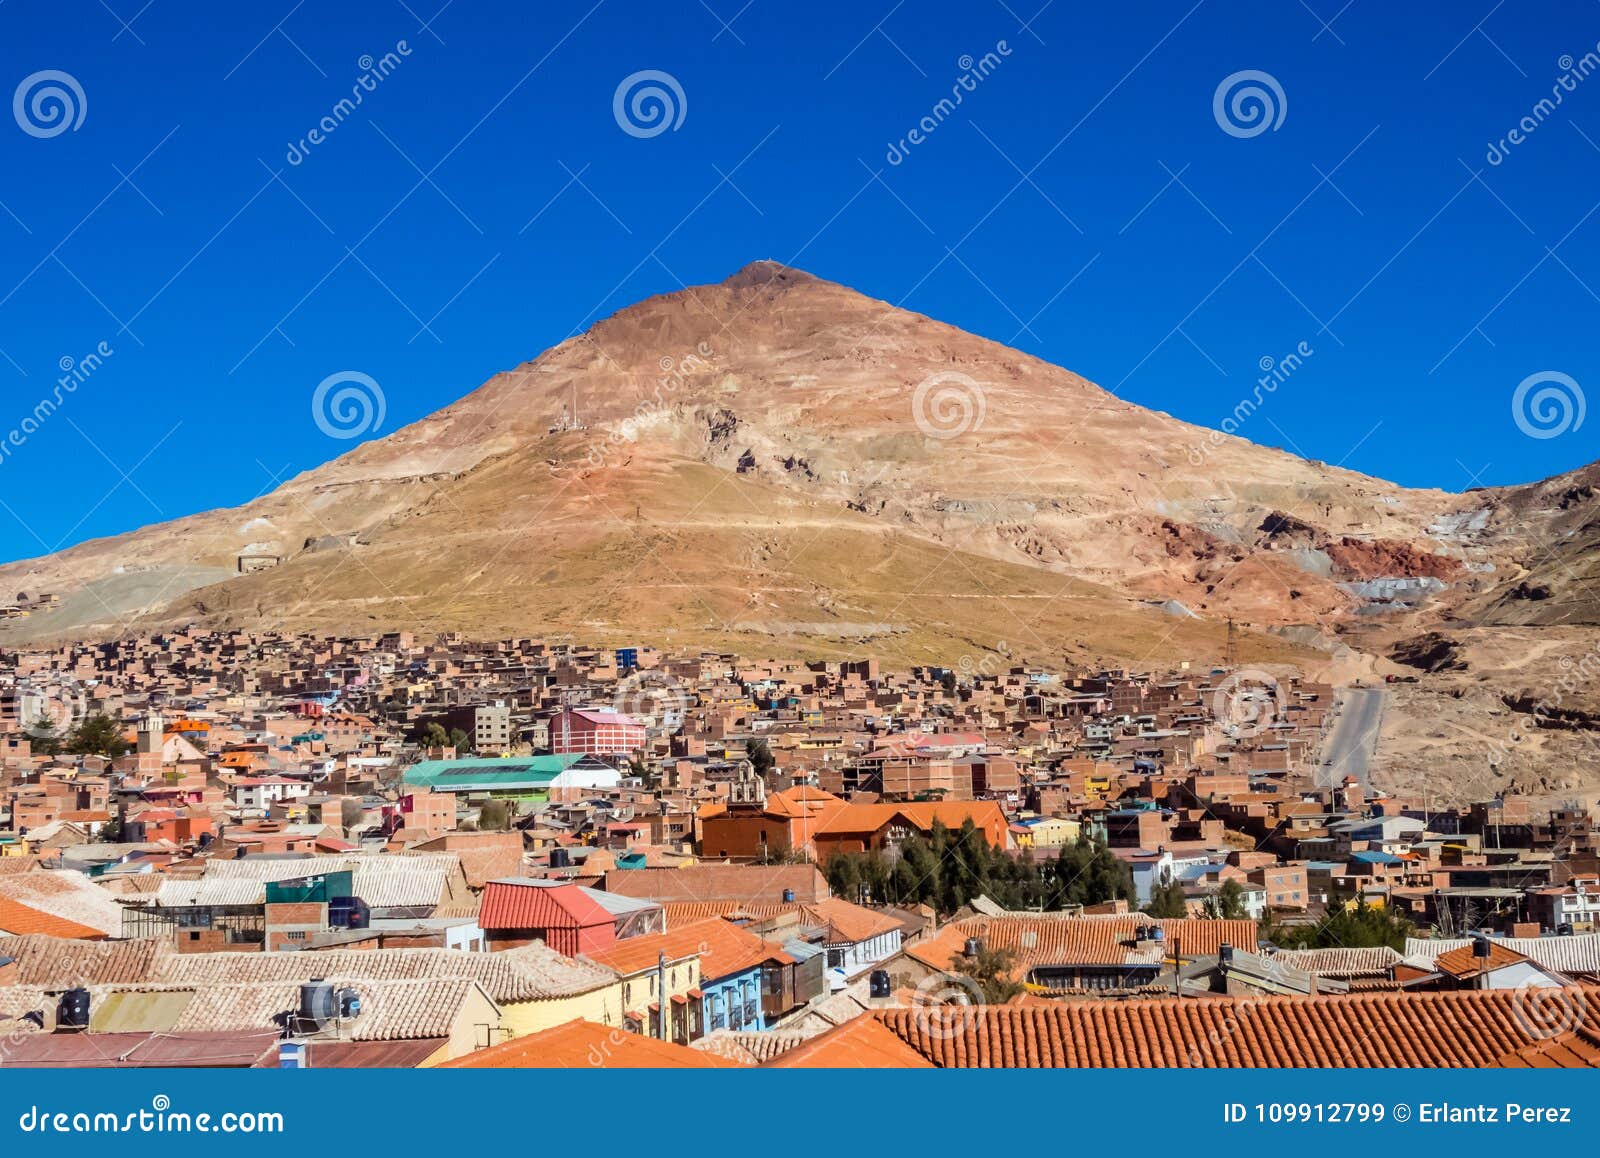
822;828;1132;917
449;727;471;752
1204;880;1249;920
1264;902;1412;950
418;722;449;748
746;738;775;777
25;718;61;756
67;714;129;758
1145;879;1190;918
949;943;1026;1005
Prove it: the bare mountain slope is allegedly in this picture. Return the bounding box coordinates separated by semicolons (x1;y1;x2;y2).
0;261;1532;664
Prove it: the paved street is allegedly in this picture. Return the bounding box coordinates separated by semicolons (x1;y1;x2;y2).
1317;687;1386;789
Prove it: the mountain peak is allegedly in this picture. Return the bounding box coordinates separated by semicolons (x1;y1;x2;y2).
720;259;824;292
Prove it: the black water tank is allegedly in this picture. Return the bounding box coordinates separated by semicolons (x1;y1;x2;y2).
550;848;571;869
57;987;90;1030
869;969;891;999
1219;942;1234;963
298;979;335;1026
782;888;795;903
1471;934;1493;959
964;936;983;958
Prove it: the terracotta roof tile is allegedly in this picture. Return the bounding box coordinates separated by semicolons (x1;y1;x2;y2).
150;941;614;1002
866;988;1600;1067
765;1015;935;1068
908;915;1255;974
0;934;158;983
439;1018;740;1068
0;898;107;940
479;880;614;931
585;918;792;980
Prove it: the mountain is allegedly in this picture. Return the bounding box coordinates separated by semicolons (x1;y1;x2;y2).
0;261;1579;669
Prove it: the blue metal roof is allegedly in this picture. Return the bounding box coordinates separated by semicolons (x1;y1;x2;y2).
1351;850;1404;865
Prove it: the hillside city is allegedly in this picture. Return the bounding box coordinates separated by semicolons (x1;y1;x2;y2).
0;627;1595;1068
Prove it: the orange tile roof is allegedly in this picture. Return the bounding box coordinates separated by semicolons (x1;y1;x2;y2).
0;897;107;940
815;801;1010;847
585;918;793;980
439;1019;741;1069
765;1014;935;1068
907;915;1255;973
657;898;902;945
1497;1028;1600;1069
867;988;1600;1067
1435;939;1530;980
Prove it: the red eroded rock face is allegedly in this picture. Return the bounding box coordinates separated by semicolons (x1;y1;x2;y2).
1324;537;1465;581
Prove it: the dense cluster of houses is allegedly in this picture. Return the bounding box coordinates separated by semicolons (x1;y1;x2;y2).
0;628;1596;1068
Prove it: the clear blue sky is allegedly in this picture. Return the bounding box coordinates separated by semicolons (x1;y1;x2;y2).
2;0;1599;565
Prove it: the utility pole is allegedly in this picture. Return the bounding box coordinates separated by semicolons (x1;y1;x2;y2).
657;951;669;1041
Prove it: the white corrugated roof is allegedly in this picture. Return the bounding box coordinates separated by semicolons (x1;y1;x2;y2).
1405;933;1600;974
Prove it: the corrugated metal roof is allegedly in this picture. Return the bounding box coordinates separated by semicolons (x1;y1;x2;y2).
0;1030;280;1068
1406;933;1600;975
90;988;194;1034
